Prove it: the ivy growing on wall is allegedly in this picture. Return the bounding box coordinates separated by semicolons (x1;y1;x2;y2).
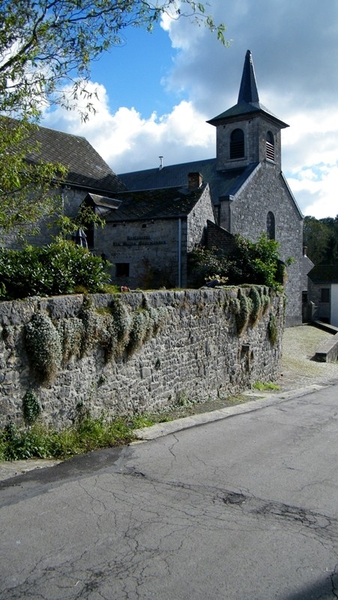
24;296;170;384
22;390;42;425
229;285;273;335
25;313;62;383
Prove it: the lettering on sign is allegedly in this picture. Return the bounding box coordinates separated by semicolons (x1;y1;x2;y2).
113;237;167;247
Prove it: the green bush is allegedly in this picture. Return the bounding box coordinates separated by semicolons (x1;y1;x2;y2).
188;234;288;291
0;240;111;300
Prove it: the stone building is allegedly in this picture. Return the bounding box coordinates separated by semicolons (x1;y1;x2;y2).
119;51;304;326
3;52;303;325
83;174;214;289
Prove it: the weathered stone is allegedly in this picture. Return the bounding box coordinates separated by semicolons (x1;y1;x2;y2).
0;289;284;429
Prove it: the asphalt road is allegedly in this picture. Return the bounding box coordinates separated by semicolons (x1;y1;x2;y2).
1;380;338;600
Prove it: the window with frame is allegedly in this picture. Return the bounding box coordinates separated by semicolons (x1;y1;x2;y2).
230;128;245;159
320;288;330;303
266;131;275;161
115;263;130;278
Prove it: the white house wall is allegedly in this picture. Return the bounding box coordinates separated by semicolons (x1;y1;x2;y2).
331;284;338;327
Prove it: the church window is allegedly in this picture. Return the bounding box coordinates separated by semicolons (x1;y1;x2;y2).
230;128;245;159
266;131;275;161
267;211;275;240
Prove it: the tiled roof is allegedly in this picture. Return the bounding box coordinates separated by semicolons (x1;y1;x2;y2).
22;121;126;193
308;265;338;284
118;159;258;203
105;184;209;222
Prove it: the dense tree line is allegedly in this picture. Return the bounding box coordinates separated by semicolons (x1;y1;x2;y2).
303;215;338;265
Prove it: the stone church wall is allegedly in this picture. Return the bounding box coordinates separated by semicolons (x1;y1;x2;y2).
0;289;284;429
96;218;185;289
225;162;303;327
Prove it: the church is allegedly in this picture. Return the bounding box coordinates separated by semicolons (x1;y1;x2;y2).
5;51;303;326
116;50;303;326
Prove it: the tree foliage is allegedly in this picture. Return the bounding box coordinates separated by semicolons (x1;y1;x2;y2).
0;0;227;119
0;118;67;239
303;215;338;265
0;0;226;238
188;234;287;291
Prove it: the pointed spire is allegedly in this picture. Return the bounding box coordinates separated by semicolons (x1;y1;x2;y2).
207;50;288;129
238;50;259;104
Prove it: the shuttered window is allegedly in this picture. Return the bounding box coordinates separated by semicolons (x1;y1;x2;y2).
266;131;275;161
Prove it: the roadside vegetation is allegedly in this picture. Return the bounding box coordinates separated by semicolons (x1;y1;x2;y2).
0;393;257;462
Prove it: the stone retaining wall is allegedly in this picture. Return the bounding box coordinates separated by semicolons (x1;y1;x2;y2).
0;288;284;429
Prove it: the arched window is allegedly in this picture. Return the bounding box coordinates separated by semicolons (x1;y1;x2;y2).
266;131;275;161
267;211;275;240
230;128;245;159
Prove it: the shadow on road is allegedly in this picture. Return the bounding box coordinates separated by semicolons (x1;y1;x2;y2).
280;572;338;600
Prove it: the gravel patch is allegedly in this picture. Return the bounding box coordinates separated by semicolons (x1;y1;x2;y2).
280;324;338;390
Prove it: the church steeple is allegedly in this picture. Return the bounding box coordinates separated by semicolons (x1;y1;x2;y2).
208;50;288;126
207;50;289;171
237;50;259;105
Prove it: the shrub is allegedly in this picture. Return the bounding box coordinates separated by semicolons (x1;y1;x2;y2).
0;240;111;300
188;234;288;291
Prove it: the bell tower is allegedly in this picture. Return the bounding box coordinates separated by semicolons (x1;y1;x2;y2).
207;50;289;172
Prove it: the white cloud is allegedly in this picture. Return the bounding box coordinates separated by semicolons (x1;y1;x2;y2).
43;82;214;173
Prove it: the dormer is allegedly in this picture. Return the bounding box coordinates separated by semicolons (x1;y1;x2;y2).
207;50;289;171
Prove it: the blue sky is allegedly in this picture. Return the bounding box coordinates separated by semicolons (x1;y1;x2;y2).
42;0;338;219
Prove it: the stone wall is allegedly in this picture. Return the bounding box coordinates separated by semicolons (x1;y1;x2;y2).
0;288;284;429
221;162;303;327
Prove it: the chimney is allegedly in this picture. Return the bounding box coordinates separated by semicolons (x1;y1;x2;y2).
159;156;164;170
188;172;203;189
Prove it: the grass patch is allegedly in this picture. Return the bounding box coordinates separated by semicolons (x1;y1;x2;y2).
252;381;280;391
0;392;262;463
0;416;144;462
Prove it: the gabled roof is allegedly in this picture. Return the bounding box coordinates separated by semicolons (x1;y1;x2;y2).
103;183;209;222
8;118;126;194
308;265;338;284
118;158;258;204
207;50;288;129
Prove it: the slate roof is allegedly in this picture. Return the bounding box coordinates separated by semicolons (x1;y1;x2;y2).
118;158;259;204
104;183;209;222
21;120;126;194
207;50;288;129
308;265;338;284
85;193;122;210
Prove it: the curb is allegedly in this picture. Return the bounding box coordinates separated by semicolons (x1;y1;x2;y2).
132;383;329;441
